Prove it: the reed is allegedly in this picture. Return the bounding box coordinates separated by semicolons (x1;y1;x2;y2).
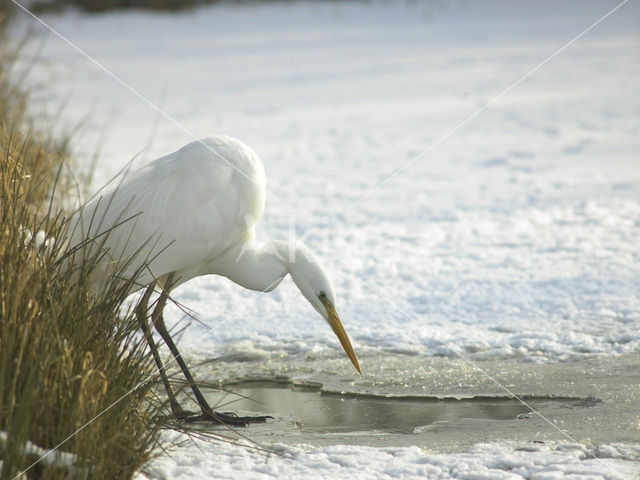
0;11;162;479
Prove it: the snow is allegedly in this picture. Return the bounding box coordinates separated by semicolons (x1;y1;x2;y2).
0;430;79;472
139;434;637;480
8;0;640;478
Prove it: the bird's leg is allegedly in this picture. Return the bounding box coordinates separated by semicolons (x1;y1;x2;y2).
149;285;214;416
151;275;271;426
136;282;190;419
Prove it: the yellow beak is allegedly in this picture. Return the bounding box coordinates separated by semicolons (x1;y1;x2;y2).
324;300;361;374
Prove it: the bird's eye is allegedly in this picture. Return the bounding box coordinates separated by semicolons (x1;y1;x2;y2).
318;291;326;299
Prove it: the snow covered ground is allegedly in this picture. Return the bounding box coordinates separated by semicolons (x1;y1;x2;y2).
9;0;640;478
11;0;640;363
141;437;640;480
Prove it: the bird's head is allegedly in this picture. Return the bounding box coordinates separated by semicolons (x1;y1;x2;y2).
282;241;361;374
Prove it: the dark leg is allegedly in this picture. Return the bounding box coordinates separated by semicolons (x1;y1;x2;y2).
136;282;191;418
151;275;271;426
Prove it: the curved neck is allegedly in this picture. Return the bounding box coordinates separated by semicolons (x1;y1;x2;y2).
216;240;290;292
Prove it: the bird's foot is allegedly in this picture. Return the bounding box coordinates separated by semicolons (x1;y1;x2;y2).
183;410;273;426
172;409;200;421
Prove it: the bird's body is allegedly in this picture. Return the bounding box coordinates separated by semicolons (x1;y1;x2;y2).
70;135;268;292
66;135;360;424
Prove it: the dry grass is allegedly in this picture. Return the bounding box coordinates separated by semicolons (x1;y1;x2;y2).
0;9;163;479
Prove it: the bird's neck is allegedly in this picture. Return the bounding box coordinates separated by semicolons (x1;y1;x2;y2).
216;240;291;293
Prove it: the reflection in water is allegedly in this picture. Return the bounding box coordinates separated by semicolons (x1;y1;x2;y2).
207;383;533;434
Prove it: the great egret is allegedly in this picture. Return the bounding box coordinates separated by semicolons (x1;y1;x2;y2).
68;135;360;425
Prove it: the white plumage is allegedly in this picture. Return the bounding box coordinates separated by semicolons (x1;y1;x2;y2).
70;135;266;292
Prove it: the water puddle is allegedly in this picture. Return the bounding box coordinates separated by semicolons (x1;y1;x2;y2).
208;382;546;434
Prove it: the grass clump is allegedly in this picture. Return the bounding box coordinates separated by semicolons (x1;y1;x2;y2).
0;12;162;480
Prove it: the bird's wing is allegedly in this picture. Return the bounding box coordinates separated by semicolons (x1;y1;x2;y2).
71;136;266;289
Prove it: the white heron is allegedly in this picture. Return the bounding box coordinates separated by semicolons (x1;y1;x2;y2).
67;135;360;425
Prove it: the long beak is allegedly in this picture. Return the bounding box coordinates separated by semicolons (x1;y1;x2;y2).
324;300;361;374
